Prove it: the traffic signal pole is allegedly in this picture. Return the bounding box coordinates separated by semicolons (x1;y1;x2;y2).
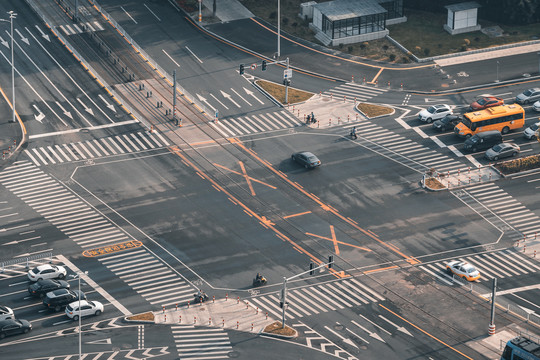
280;258;334;329
285;57;289;104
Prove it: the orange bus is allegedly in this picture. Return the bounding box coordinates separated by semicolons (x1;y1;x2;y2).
454;104;525;138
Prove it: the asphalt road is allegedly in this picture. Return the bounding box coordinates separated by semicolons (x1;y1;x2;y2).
0;0;539;359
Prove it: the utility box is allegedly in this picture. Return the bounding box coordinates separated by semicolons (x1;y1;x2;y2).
299;1;317;20
444;1;481;35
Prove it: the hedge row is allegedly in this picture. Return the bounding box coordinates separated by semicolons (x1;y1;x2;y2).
495;155;540;175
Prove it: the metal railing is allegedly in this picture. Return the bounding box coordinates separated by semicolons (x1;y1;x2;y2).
0;252;53;273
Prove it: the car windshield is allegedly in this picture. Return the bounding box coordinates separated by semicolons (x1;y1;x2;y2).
523;89;533;96
461;117;472;129
477;98;487;105
426;106;436;114
469;136;479;143
492;144;503;152
531;124;539;131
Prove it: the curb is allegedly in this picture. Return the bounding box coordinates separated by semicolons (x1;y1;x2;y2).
260;329;298;340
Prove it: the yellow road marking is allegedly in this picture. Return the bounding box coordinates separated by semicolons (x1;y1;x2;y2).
283;211;312;219
82;240;143;257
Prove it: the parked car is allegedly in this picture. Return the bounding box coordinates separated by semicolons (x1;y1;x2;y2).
27;264;67;281
432;114;461;132
446;261;481;281
0;319;31;339
485;143;520;161
0;306;14;321
43;289;85;312
65;300;104;321
418;104;453;123
28;279;70;298
515;88;540;104
463;130;502;152
523;122;540;140
291;151;321;169
469;96;504;111
533;100;540;112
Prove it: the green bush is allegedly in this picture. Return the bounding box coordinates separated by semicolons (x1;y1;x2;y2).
389;54;396;61
496;155;540;174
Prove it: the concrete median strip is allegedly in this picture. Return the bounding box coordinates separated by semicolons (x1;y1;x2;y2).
154;298;279;335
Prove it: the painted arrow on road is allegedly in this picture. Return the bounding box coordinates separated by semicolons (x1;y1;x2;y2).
77;98;94;116
231;88;251;106
210;93;228;110
221;90;241;108
3;236;40;246
244;87;265;104
425;98;450;103
351;320;385;343
86;338;112;345
0;36;8;49
15;29;29;45
98;94;116;113
55;101;73;119
196;93;216;112
324;325;358;349
32;104;45;123
378;315;413;337
33;26;50;42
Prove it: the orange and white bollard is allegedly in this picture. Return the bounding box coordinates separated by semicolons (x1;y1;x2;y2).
246;302;249;310
237;321;239;329
226;293;228;301
179;315;182;323
251;323;254;331
534;250;536;258
222;319;225;327
351;75;354;83
164;314;167;322
523;245;526;253
488;323;496;335
213;296;215;303
330;93;333;100
343;95;346;102
194;316;197;324
266;312;268;320
188;301;190;308
209;318;212;325
237;296;239;304
256;307;258;314
176;303;178;311
162;306;165;313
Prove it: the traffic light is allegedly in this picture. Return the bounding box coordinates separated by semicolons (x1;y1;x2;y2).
328;255;334;269
239;64;244;75
283;79;291;86
262;60;267;71
309;262;314;275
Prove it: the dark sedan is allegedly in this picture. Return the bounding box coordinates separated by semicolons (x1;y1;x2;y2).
432;114;462;132
43;289;85;312
28;279;70;298
0;319;32;339
291;151;321;169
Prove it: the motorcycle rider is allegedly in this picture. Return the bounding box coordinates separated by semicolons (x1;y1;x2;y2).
255;273;266;283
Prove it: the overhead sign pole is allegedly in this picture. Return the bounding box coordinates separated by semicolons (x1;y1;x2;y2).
285;57;290;104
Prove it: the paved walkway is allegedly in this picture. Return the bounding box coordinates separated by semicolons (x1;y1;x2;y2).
201;0;253;22
435;43;540;66
154;298;276;334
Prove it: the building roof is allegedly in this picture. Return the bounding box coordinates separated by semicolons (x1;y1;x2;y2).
445;1;481;12
313;0;387;21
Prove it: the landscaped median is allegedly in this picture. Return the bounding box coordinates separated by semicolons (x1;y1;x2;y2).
494;154;540;175
125;312;155;323
261;321;297;339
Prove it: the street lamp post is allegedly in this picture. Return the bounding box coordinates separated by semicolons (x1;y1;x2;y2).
496;60;499;83
277;0;280;59
0;11;17;123
76;271;88;360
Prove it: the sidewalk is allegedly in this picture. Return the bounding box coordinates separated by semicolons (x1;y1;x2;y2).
154;298;276;334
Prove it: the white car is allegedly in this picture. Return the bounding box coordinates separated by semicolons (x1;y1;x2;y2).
418;104;453;123
523;122;540;140
65;300;104;321
27;264;67;282
0;305;14;321
533;100;540;112
445;261;481;281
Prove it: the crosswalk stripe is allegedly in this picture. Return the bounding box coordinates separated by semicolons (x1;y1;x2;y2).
490;252;529;274
85;140;102;157
152;131;169;146
269;294;303;317
420;265;454;285
295;288;329;311
318;285;352;307
482;253;522;275
466;256;507;278
105;137;124;154
252;114;275;130
215;122;236;137
32;148;48;165
62;143;79;160
272;112;296;127
504;250;540;271
92;139;110;156
135;279;181;292
73;24;83;33
71;143;87;159
249;298;281;319
130;274;177;288
97;138;117;155
349;278;384;301
54;144;72;161
78;142;95;158
236;117;257;132
209;122;229;137
107;257;157;269
47;146;64;162
24;150;40;166
326;283;363;306
84;22;95;31
138;132;155;148
93;21;105;31
100;251;148;264
228;118;249;134
114;136;131;152
287;292;319;314
257;295;290;318
335;282;369;304
509;216;539;225
130;133;147;150
241;116;266;132
310;286;344;309
123;134;140;151
266;113;288;128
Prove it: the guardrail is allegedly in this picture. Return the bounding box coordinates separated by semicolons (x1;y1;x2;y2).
89;0;212;117
0;252;53;273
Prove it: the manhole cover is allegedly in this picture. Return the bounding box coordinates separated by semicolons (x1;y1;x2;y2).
228;351;240;358
80;128;90;133
334;324;344;331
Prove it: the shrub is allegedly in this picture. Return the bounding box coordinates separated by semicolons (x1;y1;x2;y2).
415;45;421;51
496;155;540;174
339;43;344;49
360;43;366;49
382;45;389;52
474;37;481;42
362;41;369;48
389;54;396;61
424;48;430;56
292;22;298;27
282;17;289;25
460;45;467;51
438;43;442;48
401;56;410;63
348;46;353;53
269;11;277;19
464;38;471;45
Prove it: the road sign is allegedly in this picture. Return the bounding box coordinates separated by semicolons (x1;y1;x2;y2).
250;64;257;70
284;69;292;78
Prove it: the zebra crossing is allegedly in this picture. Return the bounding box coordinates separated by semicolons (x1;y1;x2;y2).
0;161;133;249
209;110;302;138
323;82;387;102
249;278;384;320
171;325;232;360
57;21;105;36
24;131;170;166
344;121;465;173
418;249;540;284
98;248;195;308
465;183;540;238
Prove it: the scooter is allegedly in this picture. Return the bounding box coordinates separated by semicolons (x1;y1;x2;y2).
193;293;209;303
252;275;267;287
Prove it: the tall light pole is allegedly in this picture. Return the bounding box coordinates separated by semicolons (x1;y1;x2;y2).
76;271;88;360
496;60;499;83
277;0;280;59
1;11;17;123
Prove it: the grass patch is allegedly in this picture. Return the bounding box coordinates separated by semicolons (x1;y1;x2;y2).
256;80;313;104
388;10;540;58
263;321;296;337
127;312;155;321
495;154;540;175
356;103;393;118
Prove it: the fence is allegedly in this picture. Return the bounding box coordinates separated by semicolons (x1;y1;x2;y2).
0;252;53;273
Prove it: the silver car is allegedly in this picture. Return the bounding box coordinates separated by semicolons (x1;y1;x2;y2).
515;88;540;104
418;104;453;123
523;122;540;140
0;305;14;321
485;143;520;161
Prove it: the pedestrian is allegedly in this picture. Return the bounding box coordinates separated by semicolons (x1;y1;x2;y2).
350;126;357;139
